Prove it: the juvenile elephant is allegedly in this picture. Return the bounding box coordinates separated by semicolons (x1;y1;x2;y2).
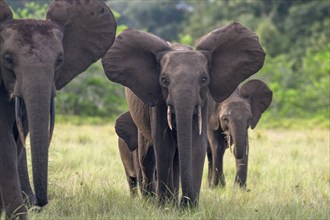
102;22;265;207
115;111;156;197
115;111;142;196
0;0;116;218
207;79;272;188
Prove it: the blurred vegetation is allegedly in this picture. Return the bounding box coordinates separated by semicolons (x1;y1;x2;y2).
8;0;330;125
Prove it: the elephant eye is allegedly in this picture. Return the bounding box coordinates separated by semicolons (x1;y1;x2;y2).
160;75;169;86
201;75;209;84
3;54;15;68
55;54;64;69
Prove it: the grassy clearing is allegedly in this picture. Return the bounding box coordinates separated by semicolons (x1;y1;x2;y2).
18;120;330;219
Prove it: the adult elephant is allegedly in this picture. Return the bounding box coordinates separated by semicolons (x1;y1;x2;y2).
0;0;116;218
102;22;265;207
207;79;272;188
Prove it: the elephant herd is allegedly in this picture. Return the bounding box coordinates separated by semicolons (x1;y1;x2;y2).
0;0;272;218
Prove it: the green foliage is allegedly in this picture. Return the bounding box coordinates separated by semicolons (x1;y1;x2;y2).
56;62;127;118
107;0;189;41
258;44;329;120
12;2;48;19
178;34;193;46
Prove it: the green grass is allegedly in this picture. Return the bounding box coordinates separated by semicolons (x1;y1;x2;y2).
14;121;330;219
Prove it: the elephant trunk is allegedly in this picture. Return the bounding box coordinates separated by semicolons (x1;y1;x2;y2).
173;97;196;207
231;121;248;160
19;70;55;207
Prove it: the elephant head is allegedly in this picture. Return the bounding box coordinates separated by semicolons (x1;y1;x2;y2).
102;22;265;206
0;0;116;213
210;79;273;160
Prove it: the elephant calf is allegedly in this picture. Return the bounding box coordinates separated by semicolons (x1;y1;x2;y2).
207;79;272;188
115;111;155;197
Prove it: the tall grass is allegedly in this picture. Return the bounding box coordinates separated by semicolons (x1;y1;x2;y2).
16;121;330;219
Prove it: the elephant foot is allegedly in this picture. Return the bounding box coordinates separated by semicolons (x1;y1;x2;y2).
28;205;43;214
7;212;28;220
180;196;197;210
234;176;247;189
5;204;28;220
210;173;226;188
141;181;156;197
22;191;37;208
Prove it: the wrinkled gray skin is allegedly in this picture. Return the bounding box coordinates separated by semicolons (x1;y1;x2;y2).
0;0;116;218
103;23;265;207
115;112;142;196
207;79;272;188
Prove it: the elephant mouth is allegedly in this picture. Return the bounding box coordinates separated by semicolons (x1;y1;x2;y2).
15;96;55;146
167;104;202;135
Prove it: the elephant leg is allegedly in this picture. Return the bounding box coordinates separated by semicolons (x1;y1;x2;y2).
15;115;36;206
130;150;140;196
0;91;27;219
154;138;176;203
1;137;27;218
151;106;176;203
206;143;213;186
209;130;226;187
134;151;143;195
124;169;138;197
17;144;36;206
118;138;139;197
16;115;35;206
234;139;249;188
173;147;180;200
138;133;155;197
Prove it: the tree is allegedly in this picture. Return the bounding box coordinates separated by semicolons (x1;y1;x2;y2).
107;0;191;41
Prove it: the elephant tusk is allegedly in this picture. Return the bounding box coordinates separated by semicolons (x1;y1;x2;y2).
15;97;26;147
167;105;173;130
197;105;202;135
49;97;55;145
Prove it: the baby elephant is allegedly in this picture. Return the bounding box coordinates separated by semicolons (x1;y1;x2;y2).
115;111;156;197
115;112;140;196
207;79;272;188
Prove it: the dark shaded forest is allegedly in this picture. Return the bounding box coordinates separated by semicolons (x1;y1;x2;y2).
6;0;330;123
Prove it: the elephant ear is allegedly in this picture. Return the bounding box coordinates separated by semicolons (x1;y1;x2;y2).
102;28;171;107
240;79;273;129
115;111;138;152
46;0;116;90
196;22;266;103
0;0;13;86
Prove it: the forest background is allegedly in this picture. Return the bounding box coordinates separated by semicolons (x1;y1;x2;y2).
7;0;330;128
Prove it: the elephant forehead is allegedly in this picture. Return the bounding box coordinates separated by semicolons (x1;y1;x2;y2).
223;101;251;116
161;51;208;73
1;19;63;56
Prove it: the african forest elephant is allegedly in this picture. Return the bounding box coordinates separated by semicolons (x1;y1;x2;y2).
102;22;266;207
115;111;142;196
0;0;116;218
115;111;156;197
207;79;272;188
